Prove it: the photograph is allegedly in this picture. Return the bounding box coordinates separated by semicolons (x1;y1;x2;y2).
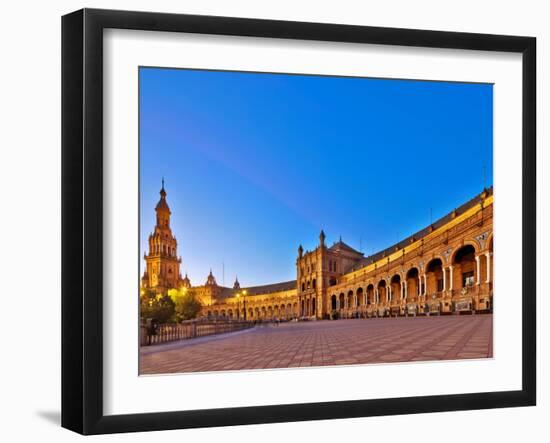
138;67;494;375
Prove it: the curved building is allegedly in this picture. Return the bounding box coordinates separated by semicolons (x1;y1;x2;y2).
141;184;493;320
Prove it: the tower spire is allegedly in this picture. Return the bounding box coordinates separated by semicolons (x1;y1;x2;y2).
160;177;166;197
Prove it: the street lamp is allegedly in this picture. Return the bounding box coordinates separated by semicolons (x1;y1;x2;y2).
236;292;241;321
242;290;248;321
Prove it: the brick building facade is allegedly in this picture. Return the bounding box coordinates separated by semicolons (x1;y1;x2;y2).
141;184;493;320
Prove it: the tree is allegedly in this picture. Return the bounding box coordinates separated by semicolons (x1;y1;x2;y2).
168;287;203;321
140;290;175;323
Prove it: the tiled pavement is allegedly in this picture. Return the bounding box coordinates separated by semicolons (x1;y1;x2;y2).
140;314;493;375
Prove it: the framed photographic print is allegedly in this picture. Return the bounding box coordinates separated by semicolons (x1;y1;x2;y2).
61;8;536;435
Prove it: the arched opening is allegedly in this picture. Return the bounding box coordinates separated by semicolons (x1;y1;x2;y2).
339;293;345;311
426;258;444;296
311;297;316;316
366;284;375;305
331;294;337;310
390;275;401;303
453;244;477;289
347;290;354;309
406;268;419;302
312;279;316;290
356;287;364;306
377;280;387;304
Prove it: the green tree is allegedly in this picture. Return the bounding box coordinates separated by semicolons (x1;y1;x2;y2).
168;287;203;321
140;290;175;323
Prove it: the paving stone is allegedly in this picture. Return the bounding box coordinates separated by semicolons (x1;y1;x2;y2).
140;315;493;374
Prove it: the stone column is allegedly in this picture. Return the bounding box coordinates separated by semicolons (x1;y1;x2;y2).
485;252;491;283
423;274;427;295
475;255;481;285
418;275;422;297
449;266;454;291
442;268;446;292
404;281;408;300
401;281;404;299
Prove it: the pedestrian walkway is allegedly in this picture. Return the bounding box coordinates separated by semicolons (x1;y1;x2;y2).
140;315;493;375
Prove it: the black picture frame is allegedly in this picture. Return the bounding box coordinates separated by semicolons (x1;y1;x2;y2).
61;8;536;435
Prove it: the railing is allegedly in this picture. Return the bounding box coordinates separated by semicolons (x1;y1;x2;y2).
140;320;254;346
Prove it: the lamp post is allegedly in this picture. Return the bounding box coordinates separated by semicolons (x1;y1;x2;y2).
242;290;248;321
237;292;241;321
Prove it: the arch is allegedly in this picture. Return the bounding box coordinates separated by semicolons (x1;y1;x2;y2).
390;274;401;302
339;293;345;310
426;258;444;295
347;290;354;309
377;279;387;304
312;278;317;290
356;287;364;306
331;294;337;310
405;267;420;301
366;284;375;305
311;297;316;316
452;244;477;289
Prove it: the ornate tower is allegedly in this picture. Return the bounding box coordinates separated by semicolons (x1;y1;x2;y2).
141;180;182;294
233;276;241;291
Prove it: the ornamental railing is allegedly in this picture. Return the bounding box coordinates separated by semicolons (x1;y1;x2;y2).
140;319;254;346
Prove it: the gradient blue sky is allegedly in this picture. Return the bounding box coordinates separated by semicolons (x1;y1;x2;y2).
140;67;493;287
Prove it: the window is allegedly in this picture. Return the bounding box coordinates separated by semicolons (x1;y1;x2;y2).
462;271;475;287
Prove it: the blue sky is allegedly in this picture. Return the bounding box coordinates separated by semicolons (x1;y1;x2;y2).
140;67;493;287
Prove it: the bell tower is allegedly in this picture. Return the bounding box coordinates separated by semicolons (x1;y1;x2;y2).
141;179;182;294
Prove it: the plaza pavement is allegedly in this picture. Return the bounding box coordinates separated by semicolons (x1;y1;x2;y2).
140;314;493;375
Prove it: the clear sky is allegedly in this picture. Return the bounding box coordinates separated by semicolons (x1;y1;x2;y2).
139;67;493;288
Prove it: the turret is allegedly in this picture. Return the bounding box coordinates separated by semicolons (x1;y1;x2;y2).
233;276;241;290
181;273;191;288
205;269;217;286
155;178;171;228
